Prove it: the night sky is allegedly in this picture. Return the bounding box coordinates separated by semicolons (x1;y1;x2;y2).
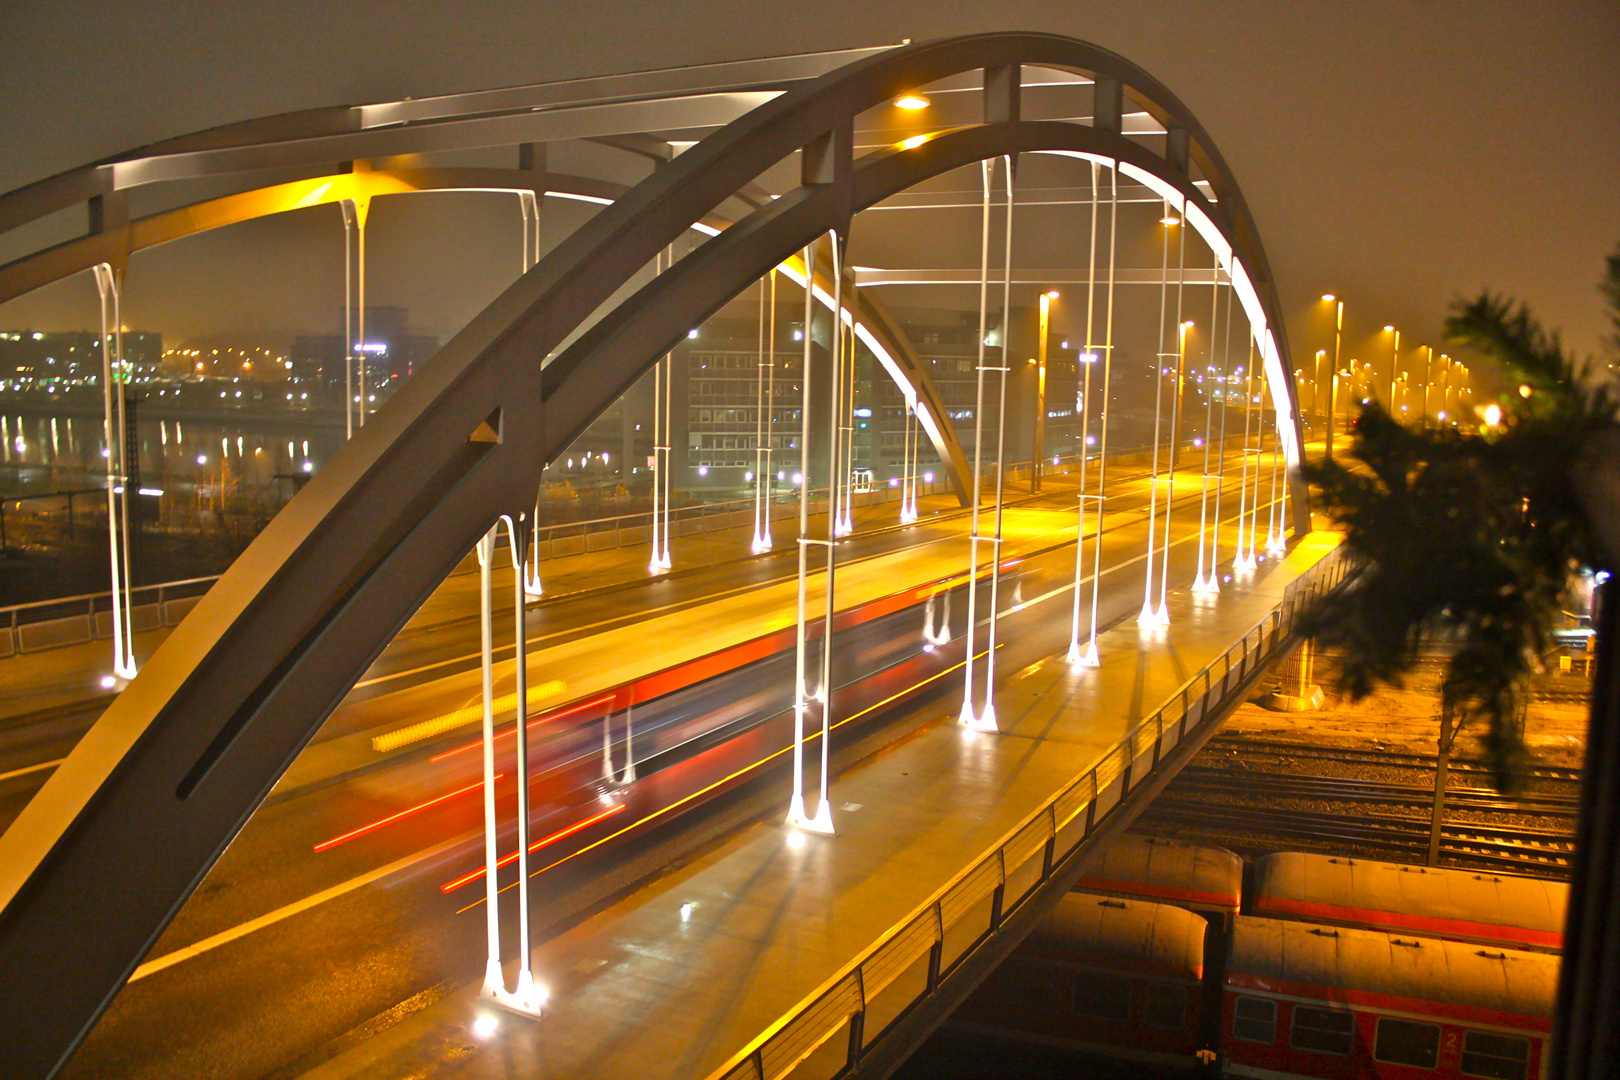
1;1;1616;369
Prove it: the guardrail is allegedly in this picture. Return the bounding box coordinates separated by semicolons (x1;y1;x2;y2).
706;543;1352;1080
0;577;216;661
0;440;1181;661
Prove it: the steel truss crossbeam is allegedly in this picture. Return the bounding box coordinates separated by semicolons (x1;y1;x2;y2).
0;33;1304;1077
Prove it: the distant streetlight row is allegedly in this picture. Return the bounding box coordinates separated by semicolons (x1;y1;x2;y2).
1315;294;1473;458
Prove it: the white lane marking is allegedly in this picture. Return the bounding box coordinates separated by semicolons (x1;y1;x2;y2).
128;833;470;984
0;758;64;783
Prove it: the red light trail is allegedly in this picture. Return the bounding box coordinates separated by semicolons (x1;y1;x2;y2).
440;802;627;893
428;694;617;763
313;776;500;853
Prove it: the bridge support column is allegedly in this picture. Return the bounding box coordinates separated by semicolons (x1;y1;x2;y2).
518;191;545;598
1234;338;1259;573
899;392;919;523
1193;241;1223;595
961;152;1015;733
1266;376;1287;555
786;231;836;836
751;270;776;553
478;517;546;1019
339;197;372;437
92;262;136;681
1068;163;1101;665
1155;205;1189;625
1073;160;1118;669
1140;202;1174;627
649;247;674;573
1208;285;1235;587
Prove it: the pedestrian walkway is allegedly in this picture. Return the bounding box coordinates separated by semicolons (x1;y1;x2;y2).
293;531;1343;1080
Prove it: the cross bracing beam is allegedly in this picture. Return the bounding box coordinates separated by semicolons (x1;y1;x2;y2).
854;267;1227;287
0;166;623;304
0;33;1305;1077
0;45;894;237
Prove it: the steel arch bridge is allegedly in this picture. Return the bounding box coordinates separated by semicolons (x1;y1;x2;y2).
0;31;1308;1075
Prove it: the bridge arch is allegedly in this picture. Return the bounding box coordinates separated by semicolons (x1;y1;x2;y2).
0;32;1305;1075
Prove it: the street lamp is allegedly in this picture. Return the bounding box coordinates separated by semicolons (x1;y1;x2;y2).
1322;295;1344;459
1439;353;1453;424
1033;289;1059;492
1419;345;1435;429
1383;325;1400;406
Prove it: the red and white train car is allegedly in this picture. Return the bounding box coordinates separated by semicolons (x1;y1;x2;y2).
1222;916;1556;1080
1253;852;1566;953
1075;833;1245;925
952;892;1209;1071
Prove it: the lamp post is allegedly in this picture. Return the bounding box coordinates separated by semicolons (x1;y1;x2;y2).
1322;295;1343;458
1312;350;1325;421
1032;289;1058;492
1419;344;1435;429
1383;325;1400;406
1439;353;1453;425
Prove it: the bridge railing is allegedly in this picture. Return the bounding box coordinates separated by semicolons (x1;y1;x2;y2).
707;543;1353;1080
0;577;217;662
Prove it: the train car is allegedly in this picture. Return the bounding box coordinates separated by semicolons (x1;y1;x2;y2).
950;892;1209;1071
1075;833;1245;924
1252;852;1566;953
1222;916;1556;1080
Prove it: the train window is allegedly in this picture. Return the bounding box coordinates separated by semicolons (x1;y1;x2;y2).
999;965;1060;1010
1232;996;1277;1044
1461;1031;1531;1080
1375;1018;1441;1069
1141;984;1187;1029
1291;1006;1355;1055
1071;976;1130;1021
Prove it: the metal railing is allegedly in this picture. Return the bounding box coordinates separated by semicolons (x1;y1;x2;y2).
705;544;1352;1080
0;577;217;661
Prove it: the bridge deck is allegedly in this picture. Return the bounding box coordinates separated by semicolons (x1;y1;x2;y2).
295;532;1341;1080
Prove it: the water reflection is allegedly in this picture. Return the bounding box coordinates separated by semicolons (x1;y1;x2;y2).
0;409;342;497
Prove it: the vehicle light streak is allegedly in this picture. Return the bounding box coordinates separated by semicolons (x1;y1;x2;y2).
430;694;617;763
314;777;500;852
441;802;627;893
458;649;994;914
455;475;1277;913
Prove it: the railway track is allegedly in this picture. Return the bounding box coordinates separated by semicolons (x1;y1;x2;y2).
1201;734;1583;783
1174;766;1581;816
1146;798;1573;876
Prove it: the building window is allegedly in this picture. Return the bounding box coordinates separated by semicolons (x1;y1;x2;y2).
1461;1031;1531;1080
1141;984;1187;1030
1375;1018;1440;1069
1071;975;1130;1021
1291;1005;1355;1055
1232;996;1277;1044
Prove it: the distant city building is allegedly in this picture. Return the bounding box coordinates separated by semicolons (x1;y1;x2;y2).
291;306;438;405
0;329;162;385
